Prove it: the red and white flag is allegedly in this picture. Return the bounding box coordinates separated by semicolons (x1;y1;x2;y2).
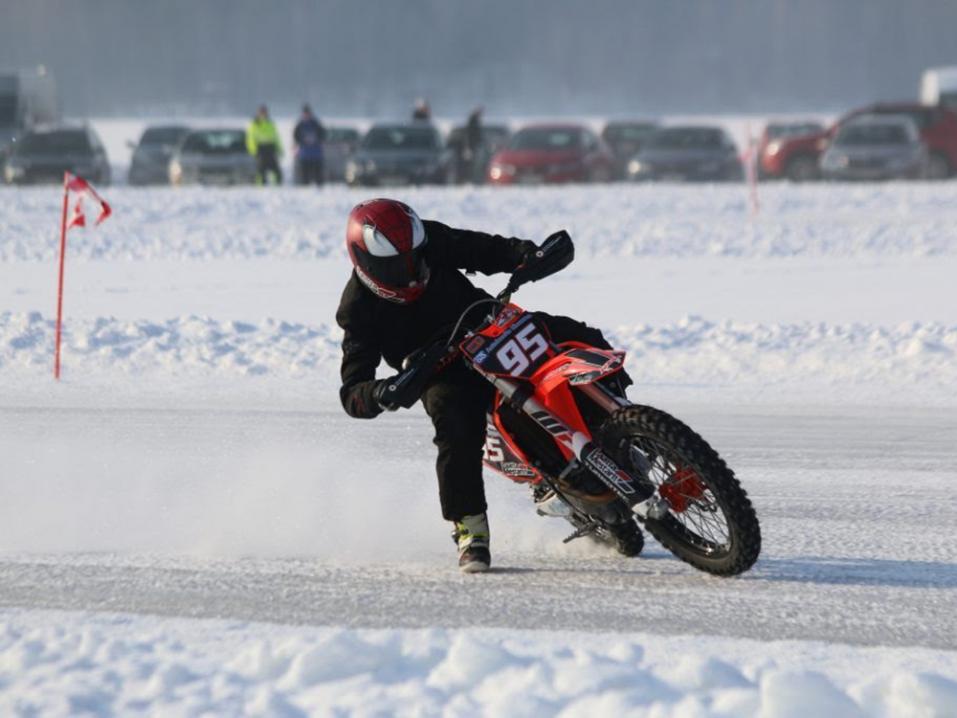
54;172;112;380
65;172;111;229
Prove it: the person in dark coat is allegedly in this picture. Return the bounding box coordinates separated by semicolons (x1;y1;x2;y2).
336;198;629;573
464;106;484;183
293;104;327;186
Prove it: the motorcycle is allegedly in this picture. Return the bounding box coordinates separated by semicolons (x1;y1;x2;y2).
386;230;761;576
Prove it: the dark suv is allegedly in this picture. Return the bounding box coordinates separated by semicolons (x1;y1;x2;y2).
3;125;110;185
762;103;957;181
128;125;190;185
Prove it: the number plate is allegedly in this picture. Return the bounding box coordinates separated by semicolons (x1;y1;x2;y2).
472;315;554;378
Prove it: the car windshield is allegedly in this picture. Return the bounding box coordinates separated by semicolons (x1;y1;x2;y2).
182;131;246;154
836;124;911;145
326;128;359;143
0;93;16;126
766;123;823;139
363;127;439;150
648;128;725;149
603;124;657;143
509;128;582;151
140;127;190;146
16;130;90;155
872;109;931;129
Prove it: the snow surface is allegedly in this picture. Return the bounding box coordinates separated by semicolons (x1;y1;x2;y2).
2;610;956;717
1;176;956;715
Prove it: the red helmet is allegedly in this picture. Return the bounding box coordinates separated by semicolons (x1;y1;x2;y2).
346;199;430;303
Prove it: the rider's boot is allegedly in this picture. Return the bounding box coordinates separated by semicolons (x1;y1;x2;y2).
452;513;491;573
608;519;644;557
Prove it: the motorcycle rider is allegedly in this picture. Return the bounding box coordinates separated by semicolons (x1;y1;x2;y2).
336;198;631;572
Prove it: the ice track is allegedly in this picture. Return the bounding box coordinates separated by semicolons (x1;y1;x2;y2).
2;403;955;650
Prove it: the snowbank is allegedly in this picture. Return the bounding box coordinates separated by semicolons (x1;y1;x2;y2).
1;611;955;717
3;182;957;262
2;312;954;405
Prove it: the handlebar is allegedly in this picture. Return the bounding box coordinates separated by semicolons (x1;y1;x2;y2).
396;229;576;387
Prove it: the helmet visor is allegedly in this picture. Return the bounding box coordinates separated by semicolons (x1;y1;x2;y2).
362;244;429;288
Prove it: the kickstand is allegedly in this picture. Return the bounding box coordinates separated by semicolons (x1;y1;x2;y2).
562;520;599;544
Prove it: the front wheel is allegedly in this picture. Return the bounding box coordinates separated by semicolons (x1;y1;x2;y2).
599;405;761;575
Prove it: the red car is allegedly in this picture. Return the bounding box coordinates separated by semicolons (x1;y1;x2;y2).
761;103;957;181
487;124;614;185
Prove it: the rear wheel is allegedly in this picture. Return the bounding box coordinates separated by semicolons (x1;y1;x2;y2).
599;405;761;575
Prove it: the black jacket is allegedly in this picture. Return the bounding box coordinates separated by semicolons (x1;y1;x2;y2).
336;220;536;419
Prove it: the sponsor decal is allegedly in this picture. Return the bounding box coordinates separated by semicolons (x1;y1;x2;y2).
582;447;636;495
503;461;537;478
465;336;486;354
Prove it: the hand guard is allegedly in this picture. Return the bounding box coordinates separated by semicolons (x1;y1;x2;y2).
374;372;423;411
373;342;452;411
508;230;575;294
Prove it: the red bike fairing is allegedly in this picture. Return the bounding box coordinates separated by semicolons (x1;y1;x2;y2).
463;305;627;483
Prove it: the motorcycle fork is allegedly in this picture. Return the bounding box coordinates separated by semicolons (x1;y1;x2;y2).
482;373;666;519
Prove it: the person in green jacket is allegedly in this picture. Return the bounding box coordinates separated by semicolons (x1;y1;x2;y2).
246;105;283;185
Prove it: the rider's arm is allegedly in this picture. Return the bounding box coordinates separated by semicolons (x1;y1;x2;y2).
336;282;385;419
423;220;536;275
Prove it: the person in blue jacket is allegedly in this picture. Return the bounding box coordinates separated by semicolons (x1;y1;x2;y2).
293;104;327;186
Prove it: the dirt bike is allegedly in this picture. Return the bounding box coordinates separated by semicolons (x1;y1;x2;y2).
389;231;761;576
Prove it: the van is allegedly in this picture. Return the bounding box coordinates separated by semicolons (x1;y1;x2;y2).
920;66;957;110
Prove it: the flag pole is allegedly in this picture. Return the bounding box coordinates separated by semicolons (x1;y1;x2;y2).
54;171;70;380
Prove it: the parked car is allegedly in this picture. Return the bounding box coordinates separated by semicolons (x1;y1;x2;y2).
168;128;256;186
626;126;742;182
761;103;957;181
3;125;110;185
756;121;824;178
345;123;451;186
322;126;360;183
487;124;614;185
128;125;190;185
820;116;926;181
602;120;659;179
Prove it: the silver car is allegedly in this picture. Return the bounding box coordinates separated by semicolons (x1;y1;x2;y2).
820;116;927;181
169;128;257;186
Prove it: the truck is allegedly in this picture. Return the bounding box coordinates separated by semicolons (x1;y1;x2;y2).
921;66;957;110
0;66;59;150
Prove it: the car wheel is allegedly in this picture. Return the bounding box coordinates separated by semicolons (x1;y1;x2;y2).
925;153;951;180
786;155;818;182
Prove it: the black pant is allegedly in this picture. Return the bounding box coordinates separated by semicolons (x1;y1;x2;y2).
420;312;618;522
298;158;324;186
256;145;283;185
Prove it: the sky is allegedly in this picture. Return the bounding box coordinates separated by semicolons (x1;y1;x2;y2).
2;0;956;120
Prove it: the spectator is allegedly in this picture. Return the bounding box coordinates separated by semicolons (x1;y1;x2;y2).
412;97;432;122
246;104;283;185
465;106;483;183
293;103;327;186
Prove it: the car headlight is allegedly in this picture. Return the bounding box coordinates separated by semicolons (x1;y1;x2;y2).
489;163;516;180
765;140;782;156
4;162;24;182
627;159;645;175
169;158;182;184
